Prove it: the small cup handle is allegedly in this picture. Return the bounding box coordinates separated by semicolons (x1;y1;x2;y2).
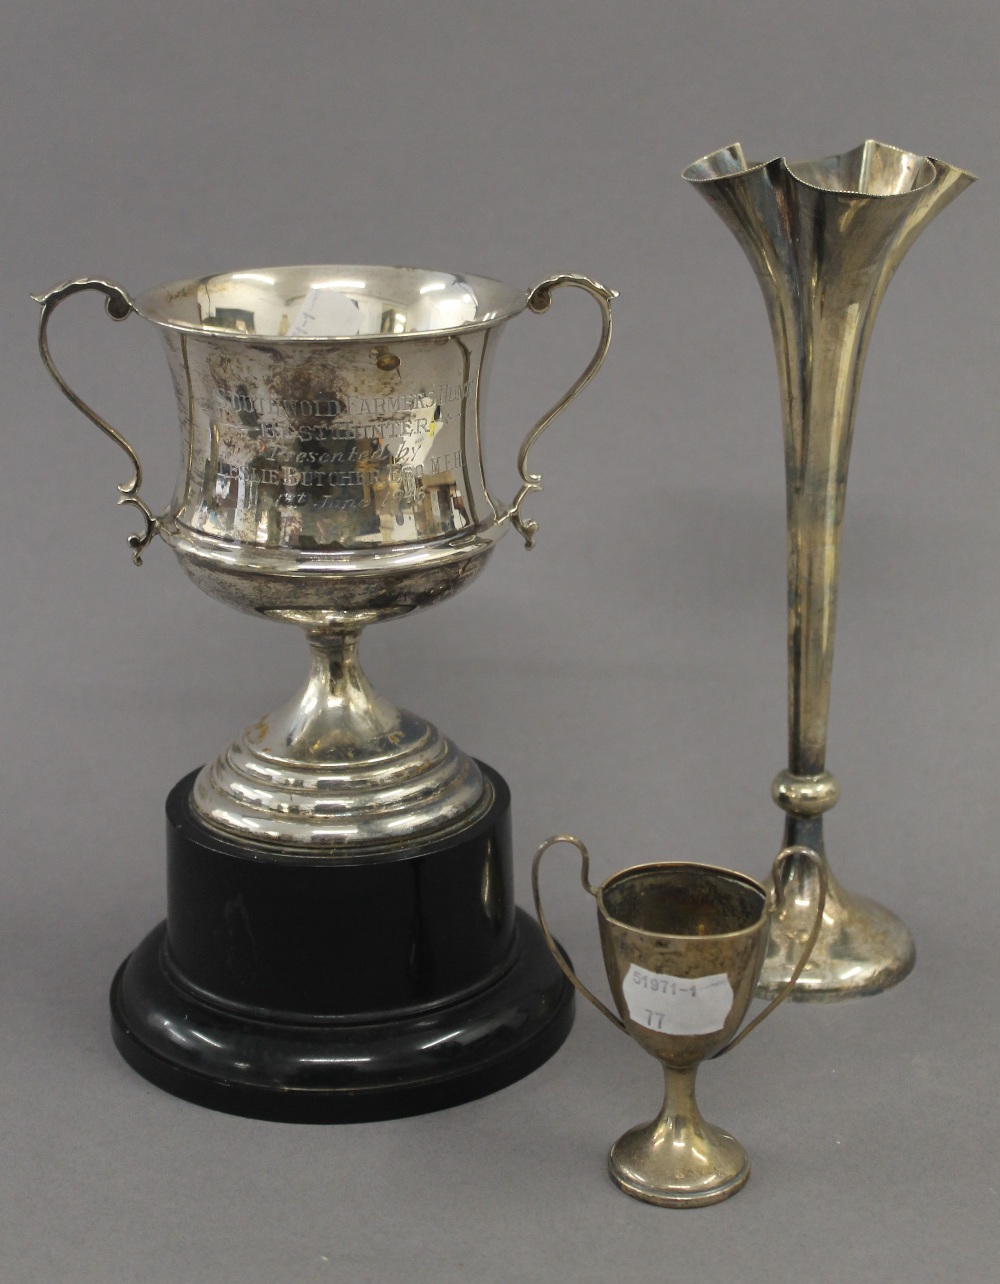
713;845;828;1058
501;275;616;549
531;834;626;1033
33;278;158;565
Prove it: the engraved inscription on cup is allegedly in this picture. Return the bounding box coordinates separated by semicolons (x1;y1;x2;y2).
160;331;493;555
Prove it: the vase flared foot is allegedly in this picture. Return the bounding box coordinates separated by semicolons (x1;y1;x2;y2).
757;858;915;1001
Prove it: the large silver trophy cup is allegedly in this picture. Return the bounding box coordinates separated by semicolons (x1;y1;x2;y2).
36;265;614;1119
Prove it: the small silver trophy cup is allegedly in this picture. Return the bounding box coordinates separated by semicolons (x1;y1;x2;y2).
35;265;615;1120
532;837;826;1206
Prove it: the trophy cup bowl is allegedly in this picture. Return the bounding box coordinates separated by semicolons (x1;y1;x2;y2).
35;264;615;1120
533;837;826;1206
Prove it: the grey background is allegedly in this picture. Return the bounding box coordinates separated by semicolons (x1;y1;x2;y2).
2;1;997;1280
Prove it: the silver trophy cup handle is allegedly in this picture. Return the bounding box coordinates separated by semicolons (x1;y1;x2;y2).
33;278;157;565
503;274;616;548
531;834;627;1032
712;846;828;1059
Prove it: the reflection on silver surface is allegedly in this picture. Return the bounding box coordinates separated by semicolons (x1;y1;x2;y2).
134;265;526;340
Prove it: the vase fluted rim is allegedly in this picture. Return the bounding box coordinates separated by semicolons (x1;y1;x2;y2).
682;139;974;199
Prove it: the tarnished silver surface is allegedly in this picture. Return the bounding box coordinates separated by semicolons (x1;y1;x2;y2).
532;837;827;1207
35;265;615;850
684;141;974;997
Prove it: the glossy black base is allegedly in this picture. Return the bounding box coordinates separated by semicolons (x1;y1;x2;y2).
109;765;574;1122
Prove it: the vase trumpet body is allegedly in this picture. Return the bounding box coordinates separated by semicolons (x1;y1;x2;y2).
684;141;974;1000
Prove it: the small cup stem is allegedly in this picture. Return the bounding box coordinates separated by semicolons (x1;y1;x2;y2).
658;1063;702;1131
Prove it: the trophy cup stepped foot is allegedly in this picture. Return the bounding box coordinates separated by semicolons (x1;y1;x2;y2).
190;626;490;850
757;857;916;1001
108;765;574;1122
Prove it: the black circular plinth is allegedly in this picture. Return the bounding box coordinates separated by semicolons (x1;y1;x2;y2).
109;764;574;1122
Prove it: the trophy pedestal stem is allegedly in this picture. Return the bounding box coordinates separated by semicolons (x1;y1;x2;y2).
608;1065;750;1208
192;625;487;849
756;817;916;1001
109;766;574;1122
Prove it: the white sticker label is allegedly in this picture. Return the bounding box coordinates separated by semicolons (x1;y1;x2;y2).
623;966;734;1035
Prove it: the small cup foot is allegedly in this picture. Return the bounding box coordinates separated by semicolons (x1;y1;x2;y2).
607;1116;750;1208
